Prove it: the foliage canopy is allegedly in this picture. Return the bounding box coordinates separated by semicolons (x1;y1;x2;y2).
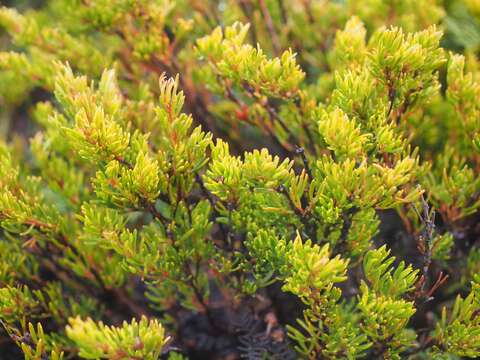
1;0;480;359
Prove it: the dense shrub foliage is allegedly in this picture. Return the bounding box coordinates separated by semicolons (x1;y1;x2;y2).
1;1;480;359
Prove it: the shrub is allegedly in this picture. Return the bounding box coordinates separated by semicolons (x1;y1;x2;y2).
0;1;480;359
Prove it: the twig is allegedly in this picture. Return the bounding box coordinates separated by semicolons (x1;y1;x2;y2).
333;206;359;255
277;0;288;25
238;0;258;46
277;185;303;218
403;336;437;356
109;287;151;318
242;82;297;154
226;82;293;157
260;98;296;150
413;195;437;302
277;185;317;242
339;207;359;243
258;0;281;55
294;146;312;180
387;86;396;118
23;214;153;319
194;172;230;244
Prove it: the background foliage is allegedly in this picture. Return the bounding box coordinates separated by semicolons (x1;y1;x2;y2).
1;0;480;359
